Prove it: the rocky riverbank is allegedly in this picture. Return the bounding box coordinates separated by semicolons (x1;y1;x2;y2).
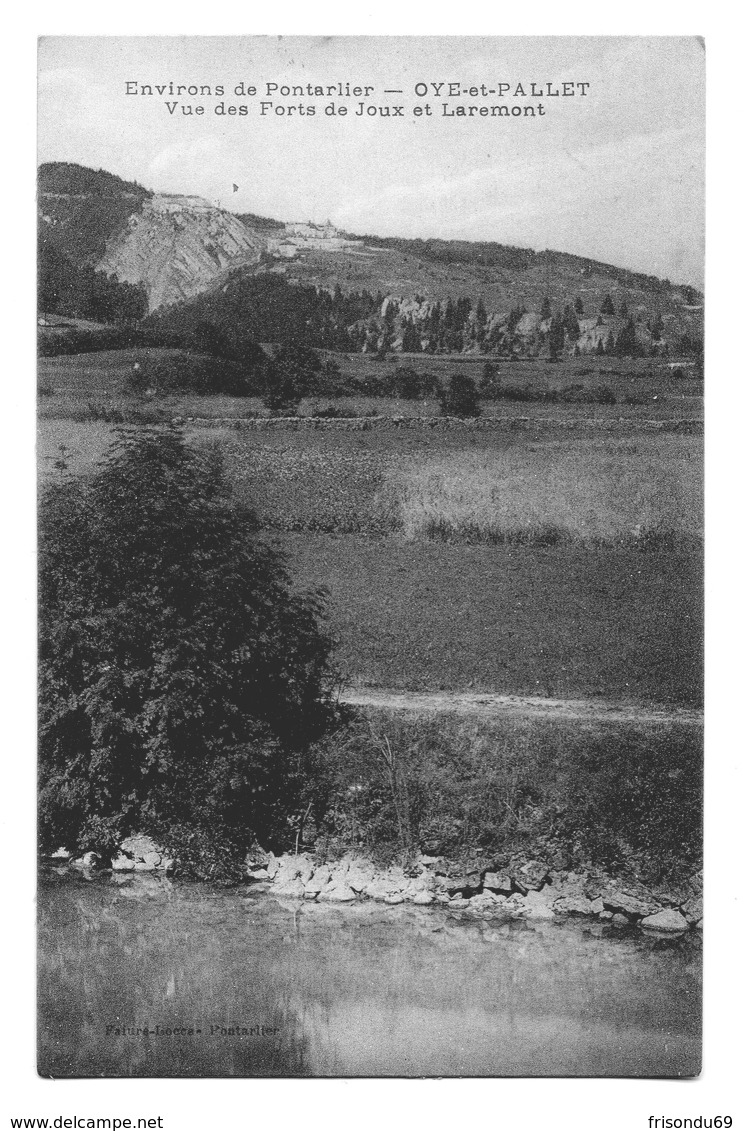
49;836;703;936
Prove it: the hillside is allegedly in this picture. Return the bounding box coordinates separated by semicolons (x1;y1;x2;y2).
37;163;703;355
39;162;152;267
280;230;702;322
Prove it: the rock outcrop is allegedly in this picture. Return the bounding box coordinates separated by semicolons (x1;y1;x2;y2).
97;195;265;311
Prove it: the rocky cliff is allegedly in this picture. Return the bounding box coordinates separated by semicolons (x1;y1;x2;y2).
97;194;266;311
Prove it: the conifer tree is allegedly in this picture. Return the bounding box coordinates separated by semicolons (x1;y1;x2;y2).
615;316;640;357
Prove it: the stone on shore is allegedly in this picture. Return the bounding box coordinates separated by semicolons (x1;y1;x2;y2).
448;896;470;909
361;881;388;902
345;862;376;894
439;874;480;897
126;845;701;929
120;834;173;872
553;894;595;916
465;891;504;916
640;908;689;933
689;870;703;895
404;872;435;895
682;894;703;924
501;894;526;916
523;890;556;919
272;878;306;898
601;887;659;919
482;871;513;894
264;853;280;880
71;851;101;869
274;853;315;885
514;861;551;893
321;882;356;902
304;865;332;896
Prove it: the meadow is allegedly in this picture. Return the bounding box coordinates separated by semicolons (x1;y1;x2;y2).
283;534;702;704
213;424;701;703
208;425;702;547
38;348;703;707
387;438;702;545
38;348;703;424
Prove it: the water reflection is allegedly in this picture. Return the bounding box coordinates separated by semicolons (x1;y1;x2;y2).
38;870;701;1078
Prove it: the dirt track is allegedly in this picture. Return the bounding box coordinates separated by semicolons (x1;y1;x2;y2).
340;688;702;726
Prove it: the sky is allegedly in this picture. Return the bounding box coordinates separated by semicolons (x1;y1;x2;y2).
38;36;705;287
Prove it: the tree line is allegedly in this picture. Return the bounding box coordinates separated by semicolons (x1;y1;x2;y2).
39;260;701;364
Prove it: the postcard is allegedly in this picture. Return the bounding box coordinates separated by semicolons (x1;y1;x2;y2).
36;35;704;1079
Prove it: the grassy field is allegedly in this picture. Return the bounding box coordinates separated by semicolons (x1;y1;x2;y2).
282;533;702;705
209;426;702;546
37;416;703;703
41;418;703;546
38;348;703;424
38;349;703;708
388;438;702;544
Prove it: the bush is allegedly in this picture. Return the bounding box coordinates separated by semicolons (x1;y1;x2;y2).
558;384;616;405
392;365;424;400
478;361;501;399
130;352;264;398
262;343;323;412
487;383;536;403
38;325;178;358
439;373;481;417
38;427;337;879
385;366;439;400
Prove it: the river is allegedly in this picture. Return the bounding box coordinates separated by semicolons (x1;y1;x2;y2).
38;869;701;1077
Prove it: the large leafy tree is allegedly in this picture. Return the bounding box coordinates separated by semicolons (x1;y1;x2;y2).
39;428;335;877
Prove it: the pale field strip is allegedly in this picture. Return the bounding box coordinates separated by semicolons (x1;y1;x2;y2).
342;688;703;726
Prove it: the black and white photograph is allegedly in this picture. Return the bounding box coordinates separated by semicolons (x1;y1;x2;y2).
34;34;706;1081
